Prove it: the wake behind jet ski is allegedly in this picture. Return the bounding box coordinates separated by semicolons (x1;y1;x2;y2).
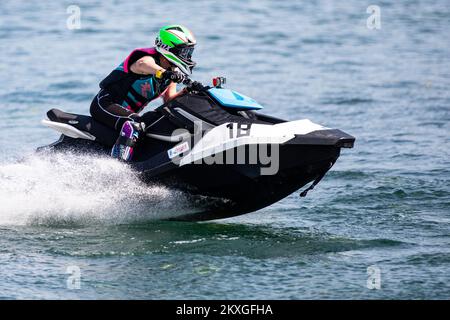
39;78;355;221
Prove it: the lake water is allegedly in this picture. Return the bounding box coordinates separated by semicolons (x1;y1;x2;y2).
0;0;449;299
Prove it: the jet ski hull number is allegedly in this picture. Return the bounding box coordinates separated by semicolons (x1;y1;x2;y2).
227;123;252;139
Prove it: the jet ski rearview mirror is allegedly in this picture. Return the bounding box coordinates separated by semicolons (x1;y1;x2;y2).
212;77;226;88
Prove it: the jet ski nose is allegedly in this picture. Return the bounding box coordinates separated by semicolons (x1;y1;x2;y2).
334;130;356;148
290;129;355;148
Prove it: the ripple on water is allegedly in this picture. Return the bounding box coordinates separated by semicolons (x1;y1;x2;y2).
13;223;404;260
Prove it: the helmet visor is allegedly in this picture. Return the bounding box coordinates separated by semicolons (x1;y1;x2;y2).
172;45;195;61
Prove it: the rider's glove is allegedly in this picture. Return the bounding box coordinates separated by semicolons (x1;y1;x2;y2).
160;70;185;83
186;81;205;93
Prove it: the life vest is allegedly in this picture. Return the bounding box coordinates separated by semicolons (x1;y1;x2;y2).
99;48;171;113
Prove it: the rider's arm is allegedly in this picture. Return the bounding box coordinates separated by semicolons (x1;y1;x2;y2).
162;82;187;103
130;56;186;103
130;56;163;75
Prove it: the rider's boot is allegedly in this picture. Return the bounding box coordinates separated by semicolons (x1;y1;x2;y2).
111;120;144;161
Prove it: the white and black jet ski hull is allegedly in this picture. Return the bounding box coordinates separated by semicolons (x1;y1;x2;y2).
39;91;355;221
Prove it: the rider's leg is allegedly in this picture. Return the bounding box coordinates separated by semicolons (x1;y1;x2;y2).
89;90;141;130
90;90;143;161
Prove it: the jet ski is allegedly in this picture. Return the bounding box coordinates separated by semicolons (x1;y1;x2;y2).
39;78;355;221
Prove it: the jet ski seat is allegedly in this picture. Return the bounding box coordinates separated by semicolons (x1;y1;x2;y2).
46;109;118;146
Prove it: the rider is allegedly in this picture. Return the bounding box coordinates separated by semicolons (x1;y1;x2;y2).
90;24;197;161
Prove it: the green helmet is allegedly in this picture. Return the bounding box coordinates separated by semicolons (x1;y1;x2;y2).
155;25;197;75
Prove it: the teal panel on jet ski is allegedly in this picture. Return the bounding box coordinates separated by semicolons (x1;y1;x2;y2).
208;88;264;110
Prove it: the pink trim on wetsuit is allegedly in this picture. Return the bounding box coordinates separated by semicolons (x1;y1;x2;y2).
123;47;157;73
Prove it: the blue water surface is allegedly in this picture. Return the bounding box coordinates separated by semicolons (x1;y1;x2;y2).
0;0;449;299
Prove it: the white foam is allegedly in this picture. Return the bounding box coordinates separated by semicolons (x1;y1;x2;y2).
0;152;201;226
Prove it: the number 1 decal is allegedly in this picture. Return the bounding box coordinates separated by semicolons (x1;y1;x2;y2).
227;123;252;139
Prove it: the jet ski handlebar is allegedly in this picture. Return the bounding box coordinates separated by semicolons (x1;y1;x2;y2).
182;77;210;93
183;76;226;90
182;77;193;86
